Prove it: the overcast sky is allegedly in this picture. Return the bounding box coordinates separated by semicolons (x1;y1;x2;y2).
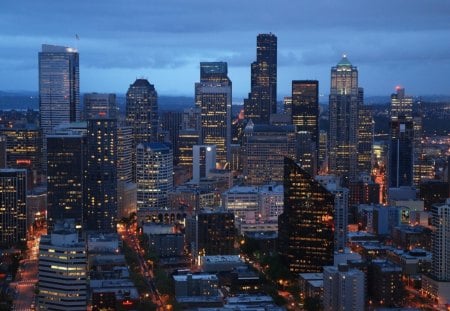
1;0;450;99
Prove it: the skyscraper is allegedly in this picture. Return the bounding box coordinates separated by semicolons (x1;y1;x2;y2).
278;158;334;273
0;169;27;248
389;116;414;188
357;102;374;175
83;93;117;120
85;119;117;232
329;55;360;186
244;33;277;124
195;62;232;167
192;145;217;183
390;87;413;120
47;132;85;230
126;79;158;180
136;143;173;221
196;210;235;256
38;221;87;310
39;44;79;158
292;80;319;175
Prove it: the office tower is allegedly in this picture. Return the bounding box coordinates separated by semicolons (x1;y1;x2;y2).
136;143;173;221
47;133;85;230
192;145;217;183
358;102;373;174
295;131;316;176
349;175;380;206
117;126;137;218
195;62;232;167
315;175;349;252
323;264;365;311
177;107;202;169
242;121;296;185
318;130;328;172
0;125;42;187
83;93;117;120
422;199;450;305
244;33;277;123
278;158;334;273
329;55;360;186
39;44;79;159
368;260;404;307
38;221;87;311
0;169;27;248
196;210;235;256
283;96;292;117
390;86;413;119
0;135;6;168
126;79;158;181
85;119;117;232
291;80;319;174
389;116;414;188
160;111;183;162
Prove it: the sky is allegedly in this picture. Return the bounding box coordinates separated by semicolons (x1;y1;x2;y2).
1;0;450;99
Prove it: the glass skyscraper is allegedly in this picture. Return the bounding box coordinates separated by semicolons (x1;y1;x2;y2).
244;33;277;124
195;62;232;168
39;44;79;154
278;158;334;273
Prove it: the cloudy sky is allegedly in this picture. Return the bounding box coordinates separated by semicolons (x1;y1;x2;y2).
1;0;450;99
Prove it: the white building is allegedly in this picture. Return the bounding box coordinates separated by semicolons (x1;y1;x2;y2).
323;264;365;311
192;145;216;183
38;223;87;311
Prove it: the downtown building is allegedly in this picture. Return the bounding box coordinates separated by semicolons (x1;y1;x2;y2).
0;169;27;248
125;79;159;181
291;80;319;175
38;221;87;311
39;44;79;165
244;33;277;124
278;158;334;273
328;55;362;186
136;142;173;222
195;62;232;168
83;93;117;120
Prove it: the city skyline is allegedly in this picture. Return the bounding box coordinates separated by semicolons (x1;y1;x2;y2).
1;1;450;98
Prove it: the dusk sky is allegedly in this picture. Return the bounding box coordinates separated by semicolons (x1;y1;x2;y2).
1;0;450;99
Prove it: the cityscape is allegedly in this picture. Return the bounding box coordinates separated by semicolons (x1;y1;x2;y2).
1;2;450;311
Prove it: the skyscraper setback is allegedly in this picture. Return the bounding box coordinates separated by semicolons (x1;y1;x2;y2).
328;55;360;185
195;62;232;167
39;44;79;158
244;33;277;124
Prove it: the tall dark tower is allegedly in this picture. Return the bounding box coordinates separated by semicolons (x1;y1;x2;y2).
329;55;360;186
244;33;277;124
126;79;158;181
389;116;414;188
291;80;319;175
85;119;118;232
278;158;334;273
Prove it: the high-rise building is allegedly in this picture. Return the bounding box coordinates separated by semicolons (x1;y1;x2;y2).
390;86;413;120
136;143;173;221
47;132;85;230
0;169;27;248
38;221;87;311
0;125;42;187
196;210;235;256
318;130;328;172
291;80;319;174
358;102;373;174
242;121;296;185
315;175;349;252
244;33;277;124
278;158;334;273
329;55;360;186
117;126;137;219
39;44;79;159
389;116;414;188
368;260;404;307
323;264;365;311
159;111;183;162
85;119;117;232
0;135;6;168
195;62;232;167
126;79;158;181
83;93;117;120
192;145;217;183
177;107;202;171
